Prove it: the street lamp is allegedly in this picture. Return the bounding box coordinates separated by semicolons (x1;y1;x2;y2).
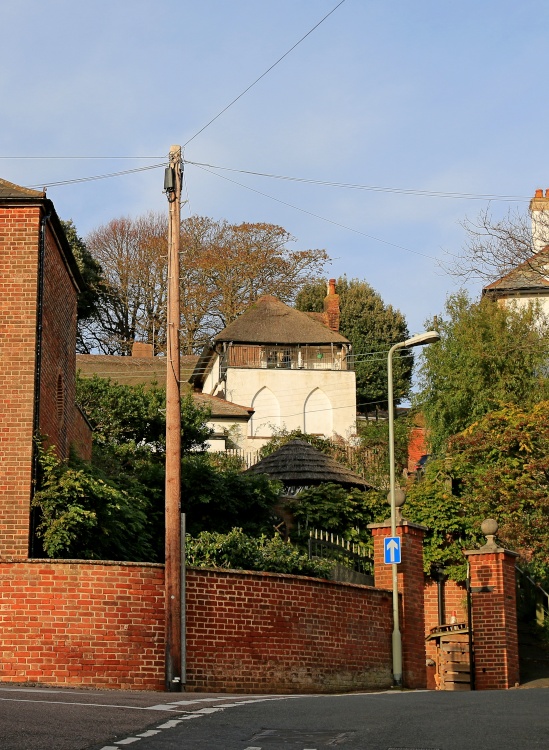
387;330;440;687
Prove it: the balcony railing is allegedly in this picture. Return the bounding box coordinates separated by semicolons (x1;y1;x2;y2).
224;344;352;371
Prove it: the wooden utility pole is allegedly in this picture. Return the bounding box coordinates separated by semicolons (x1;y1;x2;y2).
164;145;182;691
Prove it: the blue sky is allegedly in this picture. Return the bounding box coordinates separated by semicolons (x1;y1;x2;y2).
1;0;546;337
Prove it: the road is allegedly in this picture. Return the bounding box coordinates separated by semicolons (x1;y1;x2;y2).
0;685;547;750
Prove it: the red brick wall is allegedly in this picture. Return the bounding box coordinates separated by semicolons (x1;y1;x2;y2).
0;206;40;558
407;426;427;472
0;560;165;690
38;221;81;460
0;204;91;559
185;569;392;693
0;563;393;692
370;522;427;688
424;578;468;664
466;551;519;689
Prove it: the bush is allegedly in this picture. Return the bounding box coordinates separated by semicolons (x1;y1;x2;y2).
185;528;333;578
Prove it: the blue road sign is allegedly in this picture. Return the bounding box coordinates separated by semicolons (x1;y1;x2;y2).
384;536;401;564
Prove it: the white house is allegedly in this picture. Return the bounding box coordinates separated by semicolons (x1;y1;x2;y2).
190;281;357;451
483;189;549;315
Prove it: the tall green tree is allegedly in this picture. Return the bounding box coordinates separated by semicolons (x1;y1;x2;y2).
296;276;411;410
60;219;105;353
415;290;549;453
406;402;549;584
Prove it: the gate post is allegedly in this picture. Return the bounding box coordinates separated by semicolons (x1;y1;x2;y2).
369;519;428;688
464;519;519;690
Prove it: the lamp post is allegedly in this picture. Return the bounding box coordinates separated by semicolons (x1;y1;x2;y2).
387;330;440;687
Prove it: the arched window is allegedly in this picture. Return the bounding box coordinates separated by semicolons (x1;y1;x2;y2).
303;388;332;436
250;386;280;436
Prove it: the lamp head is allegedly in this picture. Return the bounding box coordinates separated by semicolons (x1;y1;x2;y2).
403;330;440;348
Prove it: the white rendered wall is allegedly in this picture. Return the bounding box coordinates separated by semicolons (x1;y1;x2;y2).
496;294;549;317
224;366;357;451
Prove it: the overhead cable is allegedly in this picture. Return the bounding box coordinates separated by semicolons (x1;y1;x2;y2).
193;163;437;259
182;0;347;147
184;159;531;203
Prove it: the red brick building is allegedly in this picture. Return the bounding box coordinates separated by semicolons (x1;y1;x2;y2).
0;178;91;560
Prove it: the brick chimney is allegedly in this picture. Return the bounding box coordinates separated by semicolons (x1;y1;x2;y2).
530;189;549;253
323;278;340;332
132;341;154;358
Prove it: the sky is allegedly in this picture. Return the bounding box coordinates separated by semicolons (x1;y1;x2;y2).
1;0;547;338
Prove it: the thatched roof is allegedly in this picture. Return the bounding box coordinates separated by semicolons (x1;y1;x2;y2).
214;296;349;345
244;439;370;490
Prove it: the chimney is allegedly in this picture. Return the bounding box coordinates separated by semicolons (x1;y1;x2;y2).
132;341;154;358
323;278;340;332
530;189;549;254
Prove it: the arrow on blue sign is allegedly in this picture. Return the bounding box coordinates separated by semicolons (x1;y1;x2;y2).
384;536;401;564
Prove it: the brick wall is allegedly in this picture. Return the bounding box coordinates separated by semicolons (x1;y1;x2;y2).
0;206;40;558
424;578;468;676
370;521;427;688
0;560;165;690
465;549;519;689
0;200;91;559
38;221;82;460
185;568;392;693
0;563;392;692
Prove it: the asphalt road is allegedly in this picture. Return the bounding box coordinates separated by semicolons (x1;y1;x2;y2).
0;685;548;750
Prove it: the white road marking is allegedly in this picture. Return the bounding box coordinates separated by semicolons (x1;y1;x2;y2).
117;740;141;745
0;697;174;711
156;719;185;728
0;687;101;694
147;704;186;710
136;730;161;737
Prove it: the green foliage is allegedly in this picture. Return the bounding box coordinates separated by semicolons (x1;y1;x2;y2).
258;428;334;458
296;276;411;409
415;290;549;453
76;375;211;452
181;453;281;537
357;414;411;488
32;444;155;561
60;219;105;353
285;483;387;556
406;402;549;584
185;528;333;578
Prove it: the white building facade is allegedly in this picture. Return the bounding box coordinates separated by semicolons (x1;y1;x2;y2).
191;288;357;451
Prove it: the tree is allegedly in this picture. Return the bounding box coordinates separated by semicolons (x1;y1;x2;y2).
32;443;156;561
85;213;168;354
415;290;549;453
60;220;105;353
82;213;329;355
296;276;411;410
406;402;549;584
181;453;280;537
34;376;284;560
444;206;549;284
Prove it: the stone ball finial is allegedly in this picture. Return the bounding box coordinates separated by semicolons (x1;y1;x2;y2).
481;518;498;537
386;488;406;507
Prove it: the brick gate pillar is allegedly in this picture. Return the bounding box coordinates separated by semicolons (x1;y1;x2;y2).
368;519;428;688
464;519;519;690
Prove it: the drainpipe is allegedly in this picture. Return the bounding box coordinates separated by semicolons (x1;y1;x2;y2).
29;208;50;557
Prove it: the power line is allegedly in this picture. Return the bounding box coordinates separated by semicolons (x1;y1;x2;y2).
25;162;167;190
182;0;347;148
184;159;531;203
0;156;164;160
193;163;437;260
